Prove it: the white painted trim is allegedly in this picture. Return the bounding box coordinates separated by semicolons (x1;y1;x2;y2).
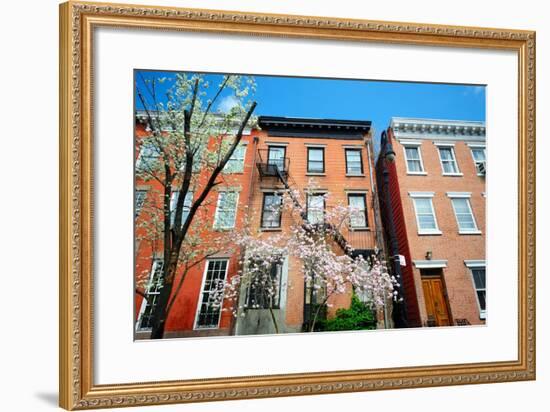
469;145;487;176
193;258;230;331
450;196;480;234
464;262;487;320
398;139;422;146
402;144;426;174
344;189;369;194
408;191;435;198
135;259;163;332
213;191;239;229
410;196;441;235
341;144;364;149
265;141;289;146
433;141;456;147
446;192;472;198
464;260;486;268
304;143;327;148
436;145;461;175
467;142;486;148
413;259;448;269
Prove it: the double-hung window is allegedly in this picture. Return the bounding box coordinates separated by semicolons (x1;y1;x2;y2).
261;192;283;228
195;259;229;329
307;193;325;225
403;144;425;174
213;191;238;229
136;259;164;331
470;145;486;175
135;190;147;218
345;149;363;175
348;193;368;228
170;190;193;228
223;144;247;173
136;141;161;171
410;192;441;235
267;146;286;173
307;147;325;173
465;261;486;319
437;145;460;175
448;193;481;234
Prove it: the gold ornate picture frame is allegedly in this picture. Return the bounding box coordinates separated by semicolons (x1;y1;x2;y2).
59;1;536;410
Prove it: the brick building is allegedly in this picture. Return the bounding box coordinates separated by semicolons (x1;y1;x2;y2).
376;117;486;327
134;114;386;338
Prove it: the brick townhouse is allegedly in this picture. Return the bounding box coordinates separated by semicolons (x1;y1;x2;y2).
376;117;486;328
134;114;386;338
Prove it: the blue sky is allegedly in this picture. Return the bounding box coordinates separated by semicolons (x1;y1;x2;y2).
135;70;485;146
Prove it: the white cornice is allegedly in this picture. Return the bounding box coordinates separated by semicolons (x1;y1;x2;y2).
391;117;486;143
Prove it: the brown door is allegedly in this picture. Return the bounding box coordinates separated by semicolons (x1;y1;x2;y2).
421;270;451;327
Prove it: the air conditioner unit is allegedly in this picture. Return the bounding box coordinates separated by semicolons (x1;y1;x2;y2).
476;161;486;176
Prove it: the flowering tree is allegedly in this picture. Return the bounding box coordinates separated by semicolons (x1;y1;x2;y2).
210;186;397;333
135;72;257;339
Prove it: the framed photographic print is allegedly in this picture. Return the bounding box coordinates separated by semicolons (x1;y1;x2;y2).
59;1;536;410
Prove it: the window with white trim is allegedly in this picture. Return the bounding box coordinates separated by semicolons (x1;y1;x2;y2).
348;193;368;228
465;262;486;319
135;190;147;218
307;193;325;225
411;194;440;234
223;144;247;173
170;190;193;228
213;191;238;229
403;145;425;173
245;257;283;309
345;149;363;175
438;146;460;174
307;147;325;173
136;259;164;331
471;147;486;175
450;196;479;234
136;141;161;171
195;259;229;328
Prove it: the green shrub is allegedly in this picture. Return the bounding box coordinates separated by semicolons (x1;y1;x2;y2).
316;295;377;332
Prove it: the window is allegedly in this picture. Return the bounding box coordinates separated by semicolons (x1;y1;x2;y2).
306;193;325;224
307;147;325;173
471;147;486;175
438;146;460;174
213;191;238;229
261;193;283;228
348;194;368;228
245;258;283;309
170;190;193;228
223;144;247;173
136;141;160;170
403;145;425;173
136;259;164;331
135;190;147;218
465;261;486;319
410;193;441;235
345;149;363;175
195;259;229;329
267;146;286;172
449;195;480;234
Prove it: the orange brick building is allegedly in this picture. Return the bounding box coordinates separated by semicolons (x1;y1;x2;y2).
134;114;385;338
376;117;486;327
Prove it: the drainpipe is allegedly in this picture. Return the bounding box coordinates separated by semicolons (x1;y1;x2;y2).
381;130;408;329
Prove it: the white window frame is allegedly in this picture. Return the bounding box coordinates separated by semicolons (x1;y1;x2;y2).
435;142;462;176
409;192;442;235
402;141;426;175
223;143;248;174
135;259;164;332
194;259;229;330
213;191;239;229
465;260;487;319
447;192;481;234
136;140;161;170
468;144;486;176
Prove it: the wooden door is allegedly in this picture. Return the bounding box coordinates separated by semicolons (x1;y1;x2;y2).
421;274;451;327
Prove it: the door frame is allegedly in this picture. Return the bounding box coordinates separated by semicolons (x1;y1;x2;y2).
420;267;453;327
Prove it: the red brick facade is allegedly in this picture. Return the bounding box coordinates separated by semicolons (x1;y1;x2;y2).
377;118;486;327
